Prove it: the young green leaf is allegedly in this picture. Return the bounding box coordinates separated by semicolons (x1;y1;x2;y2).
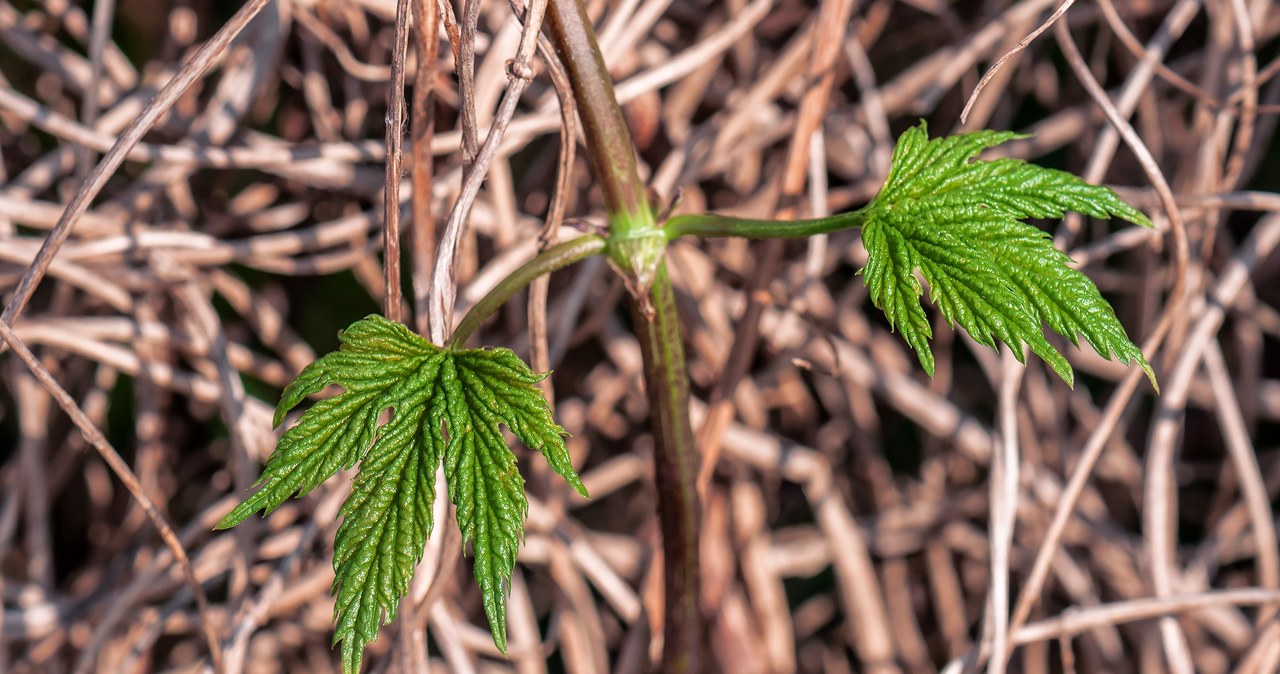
216;315;587;673
860;122;1157;388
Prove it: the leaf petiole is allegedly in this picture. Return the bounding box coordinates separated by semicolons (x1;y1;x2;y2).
447;234;606;350
662;209;866;240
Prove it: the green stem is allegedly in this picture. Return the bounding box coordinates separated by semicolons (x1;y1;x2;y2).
664;209;866;240
544;0;652;237
544;1;703;671
446;235;605;350
629;263;701;674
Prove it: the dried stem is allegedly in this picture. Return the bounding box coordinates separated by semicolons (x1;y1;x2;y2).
410;0;440;337
0;321;224;670
384;0;412;324
0;0;273;335
427;0;548;344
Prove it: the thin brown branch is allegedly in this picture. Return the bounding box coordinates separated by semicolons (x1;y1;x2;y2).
384;0;412;324
0;320;224;671
411;0;441;338
0;0;273;334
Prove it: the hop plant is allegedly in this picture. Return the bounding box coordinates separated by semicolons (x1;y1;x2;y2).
217;122;1157;674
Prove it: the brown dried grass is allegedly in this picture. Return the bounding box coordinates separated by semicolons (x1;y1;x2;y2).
2;0;1279;672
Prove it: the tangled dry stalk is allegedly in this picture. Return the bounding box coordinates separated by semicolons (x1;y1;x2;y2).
2;0;1279;672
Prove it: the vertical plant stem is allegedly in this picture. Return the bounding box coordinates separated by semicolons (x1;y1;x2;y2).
544;0;702;670
544;0;652;232
630;264;701;674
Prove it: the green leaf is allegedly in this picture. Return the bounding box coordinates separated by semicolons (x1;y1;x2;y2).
216;315;587;673
861;122;1156;389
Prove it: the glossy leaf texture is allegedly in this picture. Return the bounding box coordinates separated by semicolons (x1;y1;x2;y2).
860;122;1157;389
216;315;587;673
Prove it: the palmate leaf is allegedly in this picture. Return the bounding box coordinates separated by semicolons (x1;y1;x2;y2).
861;122;1157;388
216;315;587;673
